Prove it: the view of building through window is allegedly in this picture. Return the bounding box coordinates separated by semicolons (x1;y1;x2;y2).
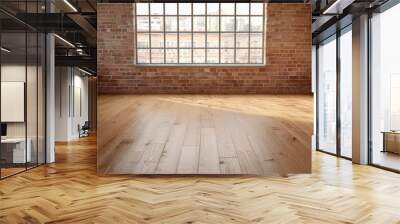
135;2;265;65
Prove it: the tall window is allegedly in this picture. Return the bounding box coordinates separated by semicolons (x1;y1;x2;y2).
135;2;265;65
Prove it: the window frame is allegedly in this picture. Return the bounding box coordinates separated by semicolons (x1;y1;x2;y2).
134;2;266;66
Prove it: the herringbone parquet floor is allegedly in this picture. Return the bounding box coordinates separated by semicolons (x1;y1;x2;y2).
1;96;400;223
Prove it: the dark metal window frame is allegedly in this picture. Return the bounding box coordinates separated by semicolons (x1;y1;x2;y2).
315;24;353;161
134;2;265;65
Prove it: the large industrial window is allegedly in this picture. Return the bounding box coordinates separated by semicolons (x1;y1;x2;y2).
135;2;265;65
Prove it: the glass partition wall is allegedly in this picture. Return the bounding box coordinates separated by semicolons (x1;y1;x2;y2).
370;3;400;171
0;3;46;179
316;26;352;159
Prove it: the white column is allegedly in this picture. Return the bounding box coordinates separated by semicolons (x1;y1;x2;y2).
352;14;369;164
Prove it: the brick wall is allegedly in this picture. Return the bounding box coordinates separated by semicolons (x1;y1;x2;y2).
97;3;311;94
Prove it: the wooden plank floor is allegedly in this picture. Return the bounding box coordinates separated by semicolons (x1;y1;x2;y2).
1;135;400;223
97;95;312;175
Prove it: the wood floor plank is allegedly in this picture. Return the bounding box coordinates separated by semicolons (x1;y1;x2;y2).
199;128;221;174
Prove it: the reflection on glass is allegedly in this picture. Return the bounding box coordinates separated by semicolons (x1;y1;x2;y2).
340;28;352;158
318;36;337;154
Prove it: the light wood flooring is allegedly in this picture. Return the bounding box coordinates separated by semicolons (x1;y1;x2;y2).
1;135;400;223
98;95;312;175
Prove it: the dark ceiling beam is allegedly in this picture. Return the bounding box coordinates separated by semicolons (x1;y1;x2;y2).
67;13;97;43
55;55;96;70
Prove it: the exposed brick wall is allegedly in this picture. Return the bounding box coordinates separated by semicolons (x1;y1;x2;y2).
97;3;311;94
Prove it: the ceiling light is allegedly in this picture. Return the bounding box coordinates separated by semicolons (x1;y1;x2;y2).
63;0;78;12
78;67;93;76
54;34;75;48
1;47;11;53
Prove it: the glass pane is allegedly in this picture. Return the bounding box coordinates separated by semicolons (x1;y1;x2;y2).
165;16;177;32
179;3;192;15
221;3;235;15
37;33;46;165
151;33;164;48
251;3;264;15
193;33;206;48
150;16;163;32
193;49;206;63
151;49;164;63
207;49;219;63
193;3;206;15
179;33;192;48
137;33;150;48
207;3;219;15
340;29;352;158
165;3;177;15
193;16;206;32
136;3;149;15
137;49;150;63
250;33;263;48
370;6;400;171
165;49;178;63
150;3;163;15
207;16;219;32
165;34;178;48
207;33;219;48
236;49;249;63
137;16;149;32
221;17;235;32
179;49;192;63
250;49;263;64
221;33;234;48
250;16;263;32
1;31;27;177
221;49;234;63
236;3;249;15
236;33;249;48
318;37;337;154
236;16;249;32
179;16;192;32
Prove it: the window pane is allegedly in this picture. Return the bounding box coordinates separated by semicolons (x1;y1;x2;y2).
165;3;177;15
207;16;219;32
236;16;249;32
207;3;219;15
151;49;164;63
165;16;177;31
250;16;263;32
179;16;192;32
137;16;149;32
250;33;263;48
137;33;150;48
236;49;249;63
193;3;205;15
151;33;164;48
150;3;163;15
250;49;263;64
193;16;206;32
179;3;192;15
250;3;264;15
221;49;234;63
193;33;206;48
165;34;178;48
221;3;235;15
179;33;192;48
207;33;219;48
179;49;192;63
136;3;149;15
236;3;249;15
221;33;234;48
221;17;235;32
207;49;219;63
236;33;249;48
166;49;178;63
150;16;163;31
193;49;205;63
137;49;150;63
